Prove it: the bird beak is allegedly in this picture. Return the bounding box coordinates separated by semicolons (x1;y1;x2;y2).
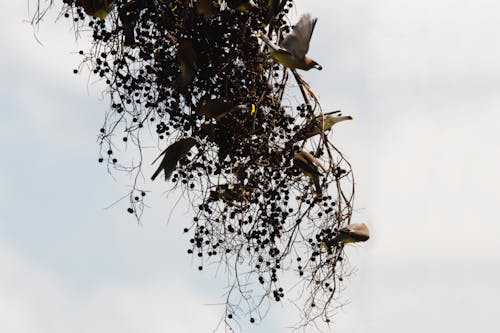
324;110;342;115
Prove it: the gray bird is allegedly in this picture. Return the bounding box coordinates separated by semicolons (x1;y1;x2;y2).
293;113;353;142
322;223;370;250
293;150;326;195
151;138;197;181
258;14;322;70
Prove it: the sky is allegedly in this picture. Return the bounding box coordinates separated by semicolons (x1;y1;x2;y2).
1;0;499;332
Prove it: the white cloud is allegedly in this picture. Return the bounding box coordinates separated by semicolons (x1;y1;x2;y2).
0;1;107;154
0;236;224;333
365;107;500;262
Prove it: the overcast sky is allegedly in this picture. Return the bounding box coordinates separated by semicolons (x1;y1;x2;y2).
1;1;499;332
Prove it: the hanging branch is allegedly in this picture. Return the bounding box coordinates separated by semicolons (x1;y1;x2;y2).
29;1;368;331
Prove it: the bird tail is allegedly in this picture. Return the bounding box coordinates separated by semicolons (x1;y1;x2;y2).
151;166;162;181
313;174;322;196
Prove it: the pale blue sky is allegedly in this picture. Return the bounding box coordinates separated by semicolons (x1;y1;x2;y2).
1;1;499;332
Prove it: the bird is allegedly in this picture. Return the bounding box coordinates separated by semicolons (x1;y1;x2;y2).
208;183;250;203
293;113;353;142
322;223;370;249
174;39;198;90
293;150;326;195
80;0;115;19
195;0;217;20
151;138;197;181
227;0;257;12
257;13;322;70
196;99;250;120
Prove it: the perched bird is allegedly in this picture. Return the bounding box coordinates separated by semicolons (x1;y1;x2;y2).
227;0;257;12
196;99;250;120
175;39;198;90
151;138;197;181
322;223;370;249
293;113;353;142
80;0;115;19
258;14;322;70
195;0;217;20
208;183;250;203
293;150;326;195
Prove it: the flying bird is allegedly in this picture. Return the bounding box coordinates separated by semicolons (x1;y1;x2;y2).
258;13;322;70
322;223;370;250
293;113;353;142
293;150;326;195
151;138;197;181
80;0;115;19
175;39;198;90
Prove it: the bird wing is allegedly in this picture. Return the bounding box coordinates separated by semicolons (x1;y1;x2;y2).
293;152;321;176
151;138;196;181
280;14;317;59
293;119;322;141
151;151;175;181
293;151;324;195
301;150;326;173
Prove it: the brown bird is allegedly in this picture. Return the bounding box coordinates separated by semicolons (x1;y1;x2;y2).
174;39;198;90
293;150;326;195
258;13;322;70
227;0;257;12
196;99;250;120
293;113;353;142
80;0;115;19
195;0;217;20
209;183;250;203
151;138;197;181
322;223;370;249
